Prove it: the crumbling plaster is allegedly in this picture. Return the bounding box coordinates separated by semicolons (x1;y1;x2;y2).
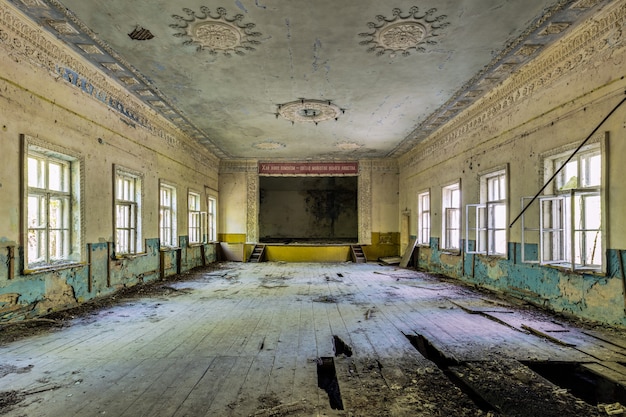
0;6;219;320
399;0;626;325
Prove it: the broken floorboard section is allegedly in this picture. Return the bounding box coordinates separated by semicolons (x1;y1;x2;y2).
448;360;604;417
334;355;490;417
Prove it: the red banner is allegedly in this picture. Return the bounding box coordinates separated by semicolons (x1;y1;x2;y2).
258;162;359;175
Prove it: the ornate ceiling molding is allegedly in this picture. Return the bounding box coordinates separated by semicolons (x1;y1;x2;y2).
359;7;449;56
253;141;285;150
398;0;624;170
0;1;221;168
170;7;262;56
276;99;344;124
335;141;363;151
5;0;228;159
391;0;612;158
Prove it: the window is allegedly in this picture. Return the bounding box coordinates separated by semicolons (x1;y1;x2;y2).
441;182;461;251
159;183;177;247
522;143;603;271
26;144;82;269
208;196;217;242
417;191;430;245
114;167;142;255
466;169;508;256
188;191;203;244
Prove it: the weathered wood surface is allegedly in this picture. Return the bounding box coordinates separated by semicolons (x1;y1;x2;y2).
1;262;625;416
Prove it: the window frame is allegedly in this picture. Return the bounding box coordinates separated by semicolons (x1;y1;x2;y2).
113;165;143;256
188;190;204;245
159;181;177;248
466;167;508;257
207;194;217;242
23;136;83;271
417;190;430;246
522;138;606;272
441;181;461;252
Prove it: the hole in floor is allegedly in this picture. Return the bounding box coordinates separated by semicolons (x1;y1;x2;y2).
333;335;353;357
317;357;344;410
405;333;495;413
522;361;626;406
405;333;458;368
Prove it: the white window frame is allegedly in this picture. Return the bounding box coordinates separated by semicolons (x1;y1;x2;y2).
24;138;83;270
441;182;461;251
159;182;177;248
466;168;508;257
207;195;217;242
522;140;605;272
188;191;203;245
417;190;430;246
114;166;143;255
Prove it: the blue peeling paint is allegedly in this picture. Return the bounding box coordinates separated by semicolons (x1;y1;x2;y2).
1;238;218;322
417;238;626;326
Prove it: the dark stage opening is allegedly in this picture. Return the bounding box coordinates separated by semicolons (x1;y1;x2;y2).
259;176;358;244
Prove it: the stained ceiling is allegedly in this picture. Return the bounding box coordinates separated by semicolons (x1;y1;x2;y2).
10;0;605;160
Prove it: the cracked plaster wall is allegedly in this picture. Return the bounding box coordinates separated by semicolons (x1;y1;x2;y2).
0;7;219;321
399;0;626;326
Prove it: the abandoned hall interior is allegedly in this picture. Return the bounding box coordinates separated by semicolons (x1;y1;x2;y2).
3;0;626;416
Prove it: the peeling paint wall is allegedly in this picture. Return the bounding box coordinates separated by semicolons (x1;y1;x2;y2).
0;6;219;321
399;0;626;326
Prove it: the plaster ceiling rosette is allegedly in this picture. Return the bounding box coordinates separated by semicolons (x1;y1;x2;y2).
276;100;344;125
359;7;449;56
170;6;262;56
253;141;286;150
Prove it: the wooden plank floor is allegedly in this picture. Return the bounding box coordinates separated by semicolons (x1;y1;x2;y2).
1;262;625;416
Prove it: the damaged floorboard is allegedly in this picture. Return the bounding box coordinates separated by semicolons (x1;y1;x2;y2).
1;262;626;416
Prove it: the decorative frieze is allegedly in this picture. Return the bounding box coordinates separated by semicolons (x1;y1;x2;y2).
246;171;258;242
399;0;626;170
358;161;373;245
0;2;220;169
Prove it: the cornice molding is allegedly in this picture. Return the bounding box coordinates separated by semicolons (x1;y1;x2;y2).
366;159;399;173
219;159;259;174
399;0;626;171
0;2;220;170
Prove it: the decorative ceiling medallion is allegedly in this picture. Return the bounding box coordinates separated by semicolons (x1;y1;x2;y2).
170;7;262;56
335;141;363;151
253;141;286;150
359;7;449;56
276;99;344;124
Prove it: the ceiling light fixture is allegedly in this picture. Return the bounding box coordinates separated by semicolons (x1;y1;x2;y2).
276;99;345;124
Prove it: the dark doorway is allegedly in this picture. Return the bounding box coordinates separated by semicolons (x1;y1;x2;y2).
259;176;358;243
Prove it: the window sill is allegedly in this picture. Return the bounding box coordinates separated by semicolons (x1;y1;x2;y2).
115;252;148;260
24;262;86;275
440;249;461;256
472;253;507;260
160;247;181;252
543;262;604;275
